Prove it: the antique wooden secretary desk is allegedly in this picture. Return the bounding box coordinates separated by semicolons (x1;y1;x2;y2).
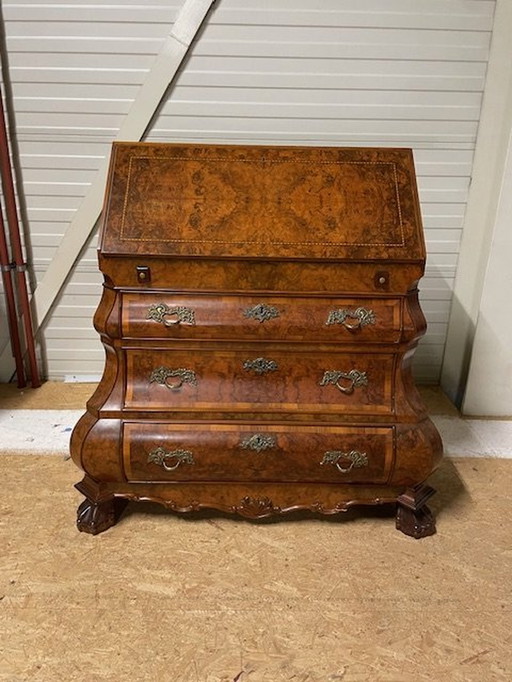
70;142;443;538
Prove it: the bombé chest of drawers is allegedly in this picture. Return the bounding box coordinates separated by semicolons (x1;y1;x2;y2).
70;142;442;538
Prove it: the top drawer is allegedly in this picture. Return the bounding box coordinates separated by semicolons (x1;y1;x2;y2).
121;293;402;343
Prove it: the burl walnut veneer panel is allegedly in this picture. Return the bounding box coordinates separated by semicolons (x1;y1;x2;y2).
71;142;442;538
101;143;425;261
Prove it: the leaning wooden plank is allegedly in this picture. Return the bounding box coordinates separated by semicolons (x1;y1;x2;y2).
0;0;217;379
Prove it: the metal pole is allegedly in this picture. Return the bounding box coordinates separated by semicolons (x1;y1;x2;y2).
0;82;40;387
0;198;25;386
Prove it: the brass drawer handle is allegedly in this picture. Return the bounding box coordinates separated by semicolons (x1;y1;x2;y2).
319;369;368;395
148;446;195;471
149;366;197;391
240;434;277;452
325;307;376;331
321;450;368;474
147;303;196;326
244;303;280;323
243;357;278;375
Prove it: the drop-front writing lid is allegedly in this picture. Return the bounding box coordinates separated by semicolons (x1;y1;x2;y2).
100;142;425;261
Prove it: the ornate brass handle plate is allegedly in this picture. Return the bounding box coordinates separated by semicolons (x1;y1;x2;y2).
325;307;376;331
321;450;368;474
149;366;197;391
319;369;368;395
147;303;196;326
147;446;195;471
243;357;278;375
244;303;280;323
240;433;277;452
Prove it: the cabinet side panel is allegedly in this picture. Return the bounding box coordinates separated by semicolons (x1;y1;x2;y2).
81;419;124;482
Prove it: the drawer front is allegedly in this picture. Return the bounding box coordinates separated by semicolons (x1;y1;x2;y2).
123;422;394;484
125;349;394;414
122;293;402;343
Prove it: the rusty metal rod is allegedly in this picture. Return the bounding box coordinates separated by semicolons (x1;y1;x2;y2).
0;82;40;387
0;198;25;386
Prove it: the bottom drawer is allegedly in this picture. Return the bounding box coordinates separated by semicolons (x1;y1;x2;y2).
123;422;395;484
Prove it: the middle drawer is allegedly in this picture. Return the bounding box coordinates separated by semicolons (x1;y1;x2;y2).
125;348;394;414
122;293;402;343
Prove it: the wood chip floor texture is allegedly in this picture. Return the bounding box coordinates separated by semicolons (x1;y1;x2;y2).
1;452;511;681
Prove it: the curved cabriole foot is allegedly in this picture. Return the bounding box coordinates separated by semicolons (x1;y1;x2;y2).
76;497;127;535
396;484;436;539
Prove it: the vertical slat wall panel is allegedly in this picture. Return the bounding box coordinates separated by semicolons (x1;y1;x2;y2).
0;0;495;382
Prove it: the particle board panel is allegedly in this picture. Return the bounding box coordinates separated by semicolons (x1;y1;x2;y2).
0;453;511;681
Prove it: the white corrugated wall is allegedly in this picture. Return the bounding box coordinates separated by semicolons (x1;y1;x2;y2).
0;0;496;382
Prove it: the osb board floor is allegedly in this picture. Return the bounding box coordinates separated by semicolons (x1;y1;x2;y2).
0;381;459;415
0;381;98;410
1;455;511;681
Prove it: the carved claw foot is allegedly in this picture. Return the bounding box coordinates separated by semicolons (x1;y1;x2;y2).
396;484;436;539
76;497;128;535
